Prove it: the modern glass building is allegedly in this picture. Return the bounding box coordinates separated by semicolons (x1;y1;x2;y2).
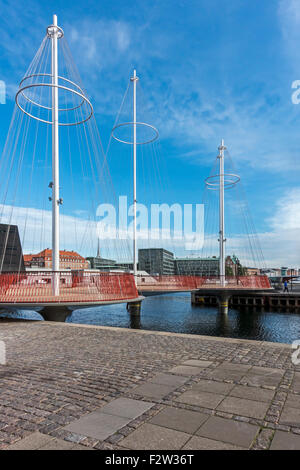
174;257;219;276
0;223;25;272
138;248;175;275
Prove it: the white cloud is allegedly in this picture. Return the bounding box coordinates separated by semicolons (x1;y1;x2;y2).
268;187;300;231
257;187;300;267
278;0;300;66
1;183;299;269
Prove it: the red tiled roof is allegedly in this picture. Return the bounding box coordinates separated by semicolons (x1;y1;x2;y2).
23;254;34;262
31;249;86;261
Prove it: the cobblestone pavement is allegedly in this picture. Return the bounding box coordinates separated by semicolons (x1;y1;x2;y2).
0;319;300;450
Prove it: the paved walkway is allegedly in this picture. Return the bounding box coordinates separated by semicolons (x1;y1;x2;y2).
0;319;300;450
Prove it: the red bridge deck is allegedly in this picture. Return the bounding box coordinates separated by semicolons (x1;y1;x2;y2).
0;271;138;305
136;275;271;293
0;272;271;306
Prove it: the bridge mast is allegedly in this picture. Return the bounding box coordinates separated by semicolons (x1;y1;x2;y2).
131;70;139;277
47;14;63;294
218;139;226;287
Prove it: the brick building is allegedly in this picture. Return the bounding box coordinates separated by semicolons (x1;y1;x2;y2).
24;249;89;270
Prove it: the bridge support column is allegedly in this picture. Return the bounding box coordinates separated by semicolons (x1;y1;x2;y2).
39;306;71;322
218;293;231;315
129;313;141;329
127;300;142;317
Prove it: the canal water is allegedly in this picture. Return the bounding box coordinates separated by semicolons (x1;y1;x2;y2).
1;292;300;344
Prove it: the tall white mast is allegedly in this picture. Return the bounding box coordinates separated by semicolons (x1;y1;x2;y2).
131;70;139;277
218;139;226;287
50;14;60;294
111;70;158;281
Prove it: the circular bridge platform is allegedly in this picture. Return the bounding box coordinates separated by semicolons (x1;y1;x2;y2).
0;271;140;321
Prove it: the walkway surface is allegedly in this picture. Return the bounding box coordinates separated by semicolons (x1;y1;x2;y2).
0;319;300;450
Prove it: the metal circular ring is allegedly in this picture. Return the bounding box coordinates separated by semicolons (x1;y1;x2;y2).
15;83;93;126
19;74;85;112
205;173;240;190
111;122;159;145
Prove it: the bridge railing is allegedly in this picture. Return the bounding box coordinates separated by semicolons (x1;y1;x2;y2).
136;275;201;290
136;274;271;291
0;271;138;304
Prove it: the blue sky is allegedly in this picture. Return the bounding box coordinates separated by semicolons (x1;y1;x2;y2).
0;0;299;267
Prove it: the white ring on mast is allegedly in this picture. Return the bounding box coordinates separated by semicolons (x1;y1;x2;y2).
18;74;86;112
111;122;159;145
15;82;94;126
205;173;240;190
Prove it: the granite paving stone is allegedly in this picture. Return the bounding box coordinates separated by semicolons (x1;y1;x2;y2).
6;432;52;450
64;411;130;441
229;384;275;403
149;406;209;433
279;406;300;427
99;398;154;419
241;369;283;387
147;373;188;387
181;360;213;368
250;366;284;377
217;396;269;419
270;430;300;450
39;438;89;450
119;423;191;450
175;390;225;409
132;383;174;399
182;435;244;450
291;372;300;392
207;369;245;382
215;362;252;373
190;379;234;395
284;393;300;409
196;415;259;448
169;365;208;376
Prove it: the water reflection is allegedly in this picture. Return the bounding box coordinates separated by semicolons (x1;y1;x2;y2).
1;292;300;344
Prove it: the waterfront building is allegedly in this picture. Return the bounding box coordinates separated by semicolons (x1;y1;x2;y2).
245;267;260;275
261;268;281;277
86;256;116;271
25;249;89;270
174;255;239;277
85;256;134;272
138;248;175;275
174;257;219;276
0;223;25;272
114;262;134;272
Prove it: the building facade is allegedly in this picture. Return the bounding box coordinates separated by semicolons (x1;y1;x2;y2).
174;255;242;276
0;223;25;272
138;248;174;275
245;267;260;276
25;249;89;270
86;256;116;271
174;257;219;276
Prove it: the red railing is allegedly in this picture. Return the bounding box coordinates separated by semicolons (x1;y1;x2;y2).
0;271;138;304
0;272;271;303
136;275;271;291
136;275;200;291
